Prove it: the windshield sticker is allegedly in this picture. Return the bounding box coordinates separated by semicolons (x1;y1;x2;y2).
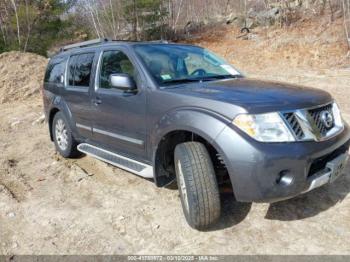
220;65;240;76
161;74;172;80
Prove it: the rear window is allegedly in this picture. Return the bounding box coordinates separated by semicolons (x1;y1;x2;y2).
44;58;67;83
68;53;95;87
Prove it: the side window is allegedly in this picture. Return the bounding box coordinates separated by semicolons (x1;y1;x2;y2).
68;55;77;86
99;50;136;89
68;53;95;88
44;58;66;83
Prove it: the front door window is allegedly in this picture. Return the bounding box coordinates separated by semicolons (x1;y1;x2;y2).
99;50;136;89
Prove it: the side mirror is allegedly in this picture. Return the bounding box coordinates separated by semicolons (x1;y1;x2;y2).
109;74;137;92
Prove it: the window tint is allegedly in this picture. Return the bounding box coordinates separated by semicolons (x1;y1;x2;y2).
134;44;240;85
99;51;135;89
68;53;95;87
44;58;66;83
184;53;226;75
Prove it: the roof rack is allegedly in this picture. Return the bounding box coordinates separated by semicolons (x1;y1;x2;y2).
150;40;169;44
60;38;111;52
59;38;170;52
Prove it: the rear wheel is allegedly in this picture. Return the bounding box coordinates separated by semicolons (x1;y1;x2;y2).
174;142;221;229
52;112;79;158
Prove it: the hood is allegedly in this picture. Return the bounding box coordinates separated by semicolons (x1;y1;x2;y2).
163;78;333;113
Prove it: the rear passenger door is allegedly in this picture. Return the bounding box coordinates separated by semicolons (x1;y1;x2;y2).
62;52;96;139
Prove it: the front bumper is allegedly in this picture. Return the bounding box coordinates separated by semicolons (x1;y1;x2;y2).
214;122;350;203
303;152;349;193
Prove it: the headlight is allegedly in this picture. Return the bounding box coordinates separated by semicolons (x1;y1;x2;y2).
233;112;295;142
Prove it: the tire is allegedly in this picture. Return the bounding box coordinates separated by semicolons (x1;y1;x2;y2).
174;142;221;229
52;112;79;158
240;27;250;34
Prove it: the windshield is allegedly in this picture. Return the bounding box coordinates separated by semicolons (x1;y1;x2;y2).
133;44;241;86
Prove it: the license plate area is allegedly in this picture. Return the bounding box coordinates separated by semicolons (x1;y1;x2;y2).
304;152;348;193
328;152;349;183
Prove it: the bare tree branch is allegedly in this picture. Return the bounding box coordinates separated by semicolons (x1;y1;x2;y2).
9;0;20;49
342;0;350;50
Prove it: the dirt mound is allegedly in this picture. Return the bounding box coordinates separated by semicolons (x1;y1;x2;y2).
0;51;48;104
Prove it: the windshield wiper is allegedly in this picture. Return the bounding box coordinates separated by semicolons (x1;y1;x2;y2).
199;75;238;81
161;75;239;88
162;78;202;85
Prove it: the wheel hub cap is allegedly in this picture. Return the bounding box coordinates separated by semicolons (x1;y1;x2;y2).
55;119;68;151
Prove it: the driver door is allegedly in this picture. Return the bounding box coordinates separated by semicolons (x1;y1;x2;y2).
91;48;148;161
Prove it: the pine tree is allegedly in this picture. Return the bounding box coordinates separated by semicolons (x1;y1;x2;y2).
123;0;168;41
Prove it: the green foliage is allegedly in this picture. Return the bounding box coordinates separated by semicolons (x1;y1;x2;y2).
0;0;84;56
123;0;168;40
0;39;5;53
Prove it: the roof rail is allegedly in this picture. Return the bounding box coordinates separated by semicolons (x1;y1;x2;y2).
60;38;111;52
150;39;169;44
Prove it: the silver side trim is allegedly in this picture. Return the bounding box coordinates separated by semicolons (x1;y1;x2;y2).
93;127;144;145
76;123;144;146
77;143;153;178
76;123;92;131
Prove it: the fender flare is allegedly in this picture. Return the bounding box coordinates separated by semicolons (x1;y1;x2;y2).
150;108;231;185
48;97;79;141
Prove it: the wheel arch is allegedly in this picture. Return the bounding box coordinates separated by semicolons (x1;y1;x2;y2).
48;107;60;141
48;98;77;141
151;109;232;189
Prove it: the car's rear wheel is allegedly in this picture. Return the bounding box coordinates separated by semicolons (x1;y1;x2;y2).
174;142;221;229
52;112;79;158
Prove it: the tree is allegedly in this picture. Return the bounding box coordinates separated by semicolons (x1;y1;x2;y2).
0;0;79;55
122;0;168;40
10;0;20;48
342;0;350;51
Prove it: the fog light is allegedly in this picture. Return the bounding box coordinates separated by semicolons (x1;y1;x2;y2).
276;170;294;186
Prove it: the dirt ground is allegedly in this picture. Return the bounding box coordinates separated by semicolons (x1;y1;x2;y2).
1;18;350;255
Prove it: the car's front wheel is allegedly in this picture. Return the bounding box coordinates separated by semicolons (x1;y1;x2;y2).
52;112;79;158
174;142;221;229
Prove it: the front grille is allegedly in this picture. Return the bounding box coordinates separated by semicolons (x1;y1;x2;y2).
282;112;305;140
308;104;334;136
281;103;341;141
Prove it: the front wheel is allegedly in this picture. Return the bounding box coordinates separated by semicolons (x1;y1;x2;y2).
174;142;221;229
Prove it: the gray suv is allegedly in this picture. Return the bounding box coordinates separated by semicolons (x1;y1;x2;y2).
43;38;350;229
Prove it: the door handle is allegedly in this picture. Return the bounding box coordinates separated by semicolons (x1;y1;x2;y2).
93;97;102;106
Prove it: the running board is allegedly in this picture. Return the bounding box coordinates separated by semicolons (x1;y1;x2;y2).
77;143;154;178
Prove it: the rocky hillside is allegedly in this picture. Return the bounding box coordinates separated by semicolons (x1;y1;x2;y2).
188;16;349;73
